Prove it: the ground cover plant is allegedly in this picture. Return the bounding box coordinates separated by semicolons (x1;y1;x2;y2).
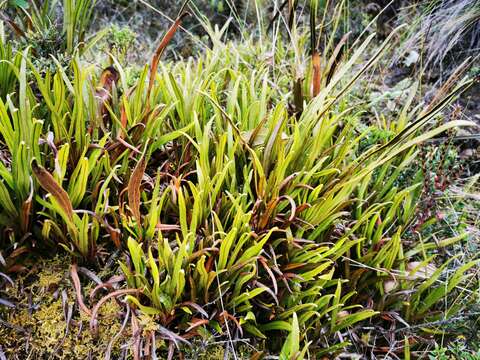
0;0;479;358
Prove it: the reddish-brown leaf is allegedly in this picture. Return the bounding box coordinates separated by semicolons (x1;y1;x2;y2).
185;318;209;333
95;66;119;131
218;311;243;336
98;66;119;93
156;223;181;231
188;247;219;262
70;264;92;316
90;289;141;334
20;179;33;233
89;275;125;300
8;246;29;259
312;51;321;97
259;257;278;295
119;103;128;138
6;264;27;273
32;159;74;221
147;3;191;100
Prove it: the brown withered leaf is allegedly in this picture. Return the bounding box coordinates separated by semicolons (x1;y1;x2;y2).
20;178;33;233
127;155;147;225
147;1;191;100
70;264;92;316
131;310;141;360
287;0;296;30
423;59;471;115
95;66;119;132
32;159;74;221
312;51;321;97
6;264;27;273
218;311;243;337
98;66;119;94
8;246;29;260
293;77;304;117
119;102;128;137
90;288;141;334
156;223;181;232
185;318;209;333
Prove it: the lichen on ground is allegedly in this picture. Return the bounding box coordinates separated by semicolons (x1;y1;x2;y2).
0;256;128;359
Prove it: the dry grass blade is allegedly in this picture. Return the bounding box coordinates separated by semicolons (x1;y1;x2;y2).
156;223;181;231
32;159;74;221
116;137;142;154
310;0;320;97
